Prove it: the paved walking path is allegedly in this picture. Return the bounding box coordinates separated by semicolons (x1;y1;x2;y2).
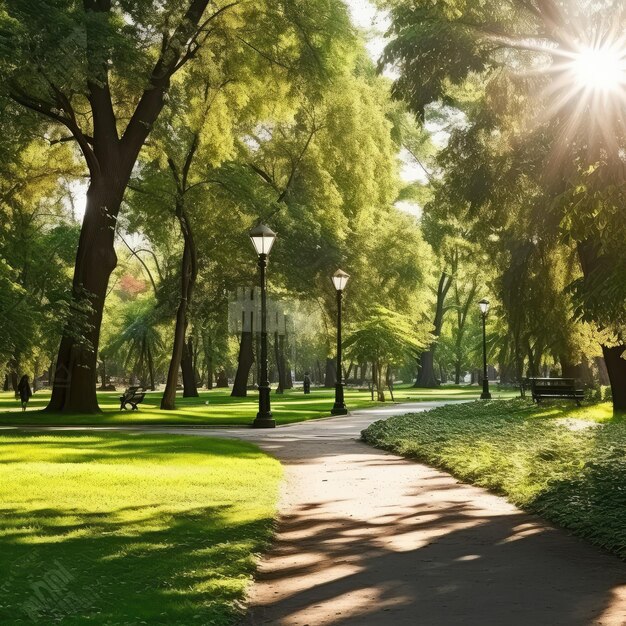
5;402;626;625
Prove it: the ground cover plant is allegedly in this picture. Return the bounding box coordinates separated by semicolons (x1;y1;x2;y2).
0;385;516;426
0;433;281;625
362;399;626;558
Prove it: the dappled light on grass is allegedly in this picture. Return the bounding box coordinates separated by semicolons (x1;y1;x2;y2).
0;384;517;426
0;433;281;625
363;399;626;559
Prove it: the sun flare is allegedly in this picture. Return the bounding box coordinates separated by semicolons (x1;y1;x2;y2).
570;43;626;92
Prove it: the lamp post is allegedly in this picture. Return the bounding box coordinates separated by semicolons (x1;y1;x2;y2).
331;269;350;415
249;223;277;428
478;298;492;400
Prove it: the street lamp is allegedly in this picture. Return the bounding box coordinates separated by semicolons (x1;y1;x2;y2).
331;269;350;415
478;298;492;400
249;222;277;428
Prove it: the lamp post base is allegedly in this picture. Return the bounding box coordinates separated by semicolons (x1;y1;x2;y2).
480;379;492;400
331;382;348;415
254;384;275;428
253;414;276;428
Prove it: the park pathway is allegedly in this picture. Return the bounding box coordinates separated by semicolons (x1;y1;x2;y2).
6;402;626;624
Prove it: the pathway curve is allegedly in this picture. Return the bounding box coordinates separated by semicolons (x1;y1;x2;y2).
5;402;626;625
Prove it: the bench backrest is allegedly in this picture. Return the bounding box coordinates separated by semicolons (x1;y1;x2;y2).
123;387;145;400
527;378;578;392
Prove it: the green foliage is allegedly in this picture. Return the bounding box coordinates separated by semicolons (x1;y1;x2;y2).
363;398;626;558
345;305;428;367
0;136;80;373
381;0;626;397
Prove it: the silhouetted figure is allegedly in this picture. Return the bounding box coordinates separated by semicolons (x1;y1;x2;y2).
303;373;311;395
17;375;32;412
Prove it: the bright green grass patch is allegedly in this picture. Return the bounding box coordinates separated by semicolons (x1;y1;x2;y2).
362;399;626;558
0;432;281;625
0;384;515;426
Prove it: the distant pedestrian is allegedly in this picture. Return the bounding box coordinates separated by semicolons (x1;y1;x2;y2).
303;373;311;395
17;375;32;412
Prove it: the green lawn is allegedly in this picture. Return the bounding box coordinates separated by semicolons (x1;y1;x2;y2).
0;432;281;625
362;398;626;558
0;384;515;426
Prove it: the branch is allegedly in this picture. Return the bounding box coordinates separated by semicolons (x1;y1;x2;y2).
10;86;100;176
235;36;292;71
117;230;159;295
83;0;118;146
181;134;199;190
121;1;239;159
248;163;279;190
277;124;319;203
49;134;95;146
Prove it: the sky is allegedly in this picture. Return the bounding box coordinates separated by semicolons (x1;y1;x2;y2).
345;0;390;62
345;0;426;217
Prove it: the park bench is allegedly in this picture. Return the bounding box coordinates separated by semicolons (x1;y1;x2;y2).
525;377;585;406
119;386;146;411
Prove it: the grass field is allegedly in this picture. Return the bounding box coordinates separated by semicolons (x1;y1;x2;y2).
0;432;281;625
362;398;626;558
0;384;516;426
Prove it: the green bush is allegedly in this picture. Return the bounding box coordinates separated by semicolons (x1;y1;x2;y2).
362;399;626;558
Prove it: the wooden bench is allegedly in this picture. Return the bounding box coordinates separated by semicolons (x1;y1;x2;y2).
119;386;146;411
525;378;585;406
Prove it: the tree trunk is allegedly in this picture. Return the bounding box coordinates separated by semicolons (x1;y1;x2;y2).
314;359;321;385
274;332;286;394
595;356;610;386
27;0;216;413
577;239;626;411
344;361;354;382
414;350;439;387
46;177;125;412
414;270;452;387
560;356;580;379
182;336;198;397
3;374;8;392
603;346;626;411
454;361;461;385
146;344;155;391
206;355;214;390
324;357;336;388
231;331;254;397
9;358;18;397
358;362;367;385
161;204;197;410
98;355;107;390
375;362;385;402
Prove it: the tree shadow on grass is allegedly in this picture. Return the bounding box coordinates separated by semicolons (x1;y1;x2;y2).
0;502;273;625
0;431;266;463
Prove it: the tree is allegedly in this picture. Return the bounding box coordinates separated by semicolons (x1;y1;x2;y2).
1;0;363;411
381;0;626;410
344;306;430;401
0;0;245;411
0;135;80;390
104;298;163;390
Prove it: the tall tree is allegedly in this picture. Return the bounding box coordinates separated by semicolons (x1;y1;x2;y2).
381;0;626;409
0;0;242;411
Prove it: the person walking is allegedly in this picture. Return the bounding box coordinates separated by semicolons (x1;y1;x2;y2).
17;375;32;412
